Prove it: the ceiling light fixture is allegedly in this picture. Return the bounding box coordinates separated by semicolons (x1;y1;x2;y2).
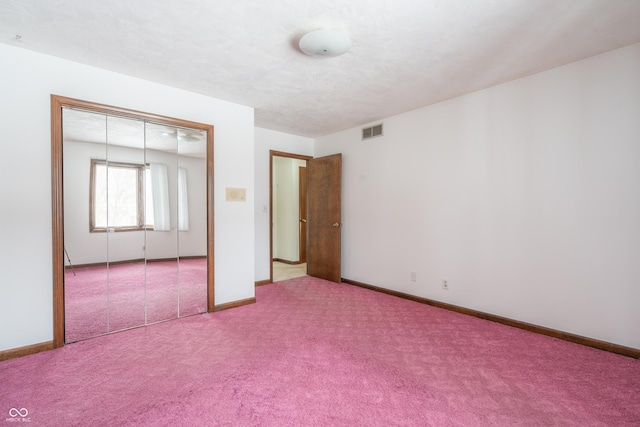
299;29;351;58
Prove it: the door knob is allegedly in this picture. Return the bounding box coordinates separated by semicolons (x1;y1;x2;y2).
300;218;307;223
333;222;341;228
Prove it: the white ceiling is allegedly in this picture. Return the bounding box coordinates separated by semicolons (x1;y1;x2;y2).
2;0;640;138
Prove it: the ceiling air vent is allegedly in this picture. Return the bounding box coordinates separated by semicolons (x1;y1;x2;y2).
362;123;383;140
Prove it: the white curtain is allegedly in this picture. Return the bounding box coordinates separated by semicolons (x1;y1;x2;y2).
150;163;170;231
178;167;189;231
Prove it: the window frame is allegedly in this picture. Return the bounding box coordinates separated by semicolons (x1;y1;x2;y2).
89;159;151;232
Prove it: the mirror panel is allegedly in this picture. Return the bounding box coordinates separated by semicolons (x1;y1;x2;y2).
144;122;179;324
63;108;110;342
177;128;208;316
104;115;147;333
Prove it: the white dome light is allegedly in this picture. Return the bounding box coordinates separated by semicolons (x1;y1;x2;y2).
299;29;351;58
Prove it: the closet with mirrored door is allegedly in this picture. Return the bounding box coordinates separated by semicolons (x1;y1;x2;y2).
54;97;213;344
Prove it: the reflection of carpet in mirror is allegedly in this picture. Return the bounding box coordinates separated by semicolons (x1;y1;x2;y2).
64;258;207;343
273;261;306;282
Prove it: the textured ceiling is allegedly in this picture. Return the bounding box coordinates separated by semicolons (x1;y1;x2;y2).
1;0;640;138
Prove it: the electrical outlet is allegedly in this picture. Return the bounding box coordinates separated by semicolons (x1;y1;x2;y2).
442;278;449;290
410;272;416;282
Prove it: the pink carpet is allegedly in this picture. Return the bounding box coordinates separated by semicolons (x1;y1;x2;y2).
64;259;207;342
2;276;639;425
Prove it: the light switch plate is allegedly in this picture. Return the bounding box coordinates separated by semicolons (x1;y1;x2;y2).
226;187;246;202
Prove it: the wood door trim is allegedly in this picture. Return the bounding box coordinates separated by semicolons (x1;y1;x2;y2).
298;166;307;263
51;95;215;348
268;150;313;284
270;150;313;161
51;96;64;348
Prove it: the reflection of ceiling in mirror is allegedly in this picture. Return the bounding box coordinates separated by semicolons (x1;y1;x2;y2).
62;108;207;158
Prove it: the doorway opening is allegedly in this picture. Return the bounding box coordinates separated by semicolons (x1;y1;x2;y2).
269;150;343;284
270;151;312;282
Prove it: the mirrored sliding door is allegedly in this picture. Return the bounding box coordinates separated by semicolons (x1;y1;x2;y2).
61;106;209;343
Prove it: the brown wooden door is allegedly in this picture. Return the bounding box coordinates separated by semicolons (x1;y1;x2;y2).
298;166;307;263
306;153;342;282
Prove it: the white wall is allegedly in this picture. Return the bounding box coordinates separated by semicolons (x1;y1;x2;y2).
254;127;313;281
0;43;255;351
315;43;640;350
273;157;306;262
